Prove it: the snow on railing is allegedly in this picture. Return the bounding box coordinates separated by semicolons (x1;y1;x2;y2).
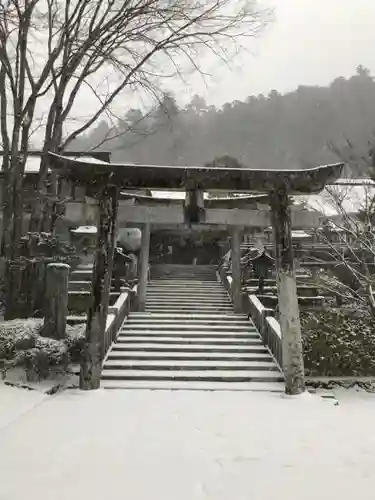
244;294;283;370
102;285;137;361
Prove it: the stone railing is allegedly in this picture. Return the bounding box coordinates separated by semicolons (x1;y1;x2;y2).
243;294;282;369
102;284;138;360
217;266;232;293
218;268;283;368
218;265;283;370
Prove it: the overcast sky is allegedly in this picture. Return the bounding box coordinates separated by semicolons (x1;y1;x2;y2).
58;0;375;137
175;0;375;107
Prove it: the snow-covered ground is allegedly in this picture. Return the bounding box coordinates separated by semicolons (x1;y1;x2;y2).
0;384;47;430
1;385;375;500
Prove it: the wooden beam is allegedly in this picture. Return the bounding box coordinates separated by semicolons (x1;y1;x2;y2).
114;205;320;228
205;208;319;228
270;190;305;395
118;205;183;224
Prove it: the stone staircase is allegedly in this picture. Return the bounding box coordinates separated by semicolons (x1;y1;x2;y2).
101;265;284;390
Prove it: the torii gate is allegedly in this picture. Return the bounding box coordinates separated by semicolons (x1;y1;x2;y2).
47;153;344;395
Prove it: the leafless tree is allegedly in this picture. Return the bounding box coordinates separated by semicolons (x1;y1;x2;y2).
0;0;271;248
311;182;375;316
0;0;271;318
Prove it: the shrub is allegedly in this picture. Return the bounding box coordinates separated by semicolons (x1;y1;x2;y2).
301;309;375;377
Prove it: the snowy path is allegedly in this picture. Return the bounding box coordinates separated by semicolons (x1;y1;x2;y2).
1;388;375;499
0;383;47;430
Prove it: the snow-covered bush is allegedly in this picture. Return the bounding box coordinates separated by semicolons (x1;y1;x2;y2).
0;319;85;380
302;310;375;376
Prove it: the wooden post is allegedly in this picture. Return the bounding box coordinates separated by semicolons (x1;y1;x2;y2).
138;223;151;311
80;181;119;391
270;189;305;395
231;227;242;313
43;263;70;339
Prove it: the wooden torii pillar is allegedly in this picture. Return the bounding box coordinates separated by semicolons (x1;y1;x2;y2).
80;179;119;390
270;189;304;395
231;227;242;313
138;223;151;311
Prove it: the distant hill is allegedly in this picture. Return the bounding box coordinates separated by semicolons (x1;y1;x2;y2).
69;65;375;177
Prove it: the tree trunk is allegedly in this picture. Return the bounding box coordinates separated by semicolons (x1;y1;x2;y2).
2;168;14;258
29;157;48;233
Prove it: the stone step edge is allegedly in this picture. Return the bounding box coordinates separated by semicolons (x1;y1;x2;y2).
101;370;284;382
100;380;285;392
103;361;278;370
106;352;273;360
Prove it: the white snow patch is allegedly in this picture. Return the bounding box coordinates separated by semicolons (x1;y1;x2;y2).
0;155;108;173
291;230;310;238
298;184;375;217
0;383;47;430
0;389;375;499
70;225;97;234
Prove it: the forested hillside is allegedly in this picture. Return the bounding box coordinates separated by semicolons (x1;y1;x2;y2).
70;66;375;176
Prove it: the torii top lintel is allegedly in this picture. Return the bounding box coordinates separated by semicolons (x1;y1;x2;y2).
47;153;344;195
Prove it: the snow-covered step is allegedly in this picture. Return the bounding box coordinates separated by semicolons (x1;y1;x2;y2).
121;323;257;331
147;281;221;286
128;313;248;320
67;314;87;325
107;351;273;361
122;323;256;330
144;302;232;308
145;307;234;312
113;342;267;351
118;334;257;342
127;318;249;324
146;290;228;296
146;287;223;292
110;345;269;354
145;303;233;308
101;380;285;391
117;337;260;346
103;359;279;371
145;296;231;301
147;288;223;292
147;286;222;290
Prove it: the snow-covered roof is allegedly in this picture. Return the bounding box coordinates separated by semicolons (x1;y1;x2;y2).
151;191;186;200
291;230;310;238
70;226;97;234
0;155;106;173
332;177;375;186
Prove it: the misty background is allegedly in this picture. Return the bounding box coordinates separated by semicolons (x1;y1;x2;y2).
69;0;375;174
